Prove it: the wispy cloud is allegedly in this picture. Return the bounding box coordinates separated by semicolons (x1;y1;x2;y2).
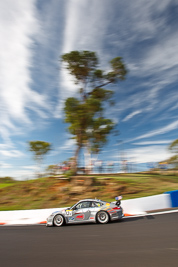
60;138;76;151
0;162;12;169
131;120;178;141
0;0;50;142
49;137;76;157
132;140;172;145
0;149;24;158
106;0;178;123
111;145;171;164
122;110;142;122
126;145;171;163
22;165;38;170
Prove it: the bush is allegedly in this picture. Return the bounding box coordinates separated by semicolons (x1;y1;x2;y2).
64;170;76;178
0;177;14;183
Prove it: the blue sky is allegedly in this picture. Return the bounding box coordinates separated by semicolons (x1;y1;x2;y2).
0;0;178;179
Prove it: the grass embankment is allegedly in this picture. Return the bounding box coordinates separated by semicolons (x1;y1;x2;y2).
0;173;178;211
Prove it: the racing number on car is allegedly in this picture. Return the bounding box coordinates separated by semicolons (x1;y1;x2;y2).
66;210;72;216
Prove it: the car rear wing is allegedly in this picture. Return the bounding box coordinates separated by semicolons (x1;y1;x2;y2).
115;196;122;206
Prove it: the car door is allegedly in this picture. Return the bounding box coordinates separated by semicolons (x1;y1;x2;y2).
71;201;91;223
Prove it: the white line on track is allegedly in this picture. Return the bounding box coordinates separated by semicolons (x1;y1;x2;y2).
125;209;178;218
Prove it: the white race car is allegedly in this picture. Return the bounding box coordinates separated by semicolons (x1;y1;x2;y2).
46;197;123;227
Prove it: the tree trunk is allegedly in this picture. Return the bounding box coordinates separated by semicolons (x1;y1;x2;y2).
72;144;81;174
84;142;92;174
37;157;42;178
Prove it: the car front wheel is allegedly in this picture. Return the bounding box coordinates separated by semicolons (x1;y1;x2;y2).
53;214;64;227
96;211;109;224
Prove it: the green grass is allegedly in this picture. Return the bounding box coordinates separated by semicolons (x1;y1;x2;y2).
0;183;15;189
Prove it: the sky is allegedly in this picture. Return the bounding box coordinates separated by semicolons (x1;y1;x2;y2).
0;0;178;179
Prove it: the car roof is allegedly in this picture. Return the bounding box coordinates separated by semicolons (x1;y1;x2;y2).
78;199;105;203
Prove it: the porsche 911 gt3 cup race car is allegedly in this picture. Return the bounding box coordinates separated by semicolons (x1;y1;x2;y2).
46;197;123;227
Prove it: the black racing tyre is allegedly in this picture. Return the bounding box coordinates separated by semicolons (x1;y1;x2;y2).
96;211;109;224
53;214;64;227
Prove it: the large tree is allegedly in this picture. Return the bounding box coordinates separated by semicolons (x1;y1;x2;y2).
62;51;127;173
28;141;52;177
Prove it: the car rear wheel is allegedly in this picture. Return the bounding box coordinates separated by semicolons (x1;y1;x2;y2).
97;211;109;224
53;214;64;227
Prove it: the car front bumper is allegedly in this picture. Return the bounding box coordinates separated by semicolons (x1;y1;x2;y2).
46;216;54;226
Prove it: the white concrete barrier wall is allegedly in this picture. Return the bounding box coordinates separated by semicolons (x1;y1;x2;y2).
0;207;68;225
121;193;172;215
0;193;172;225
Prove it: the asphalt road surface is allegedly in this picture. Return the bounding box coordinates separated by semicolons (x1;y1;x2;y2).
0;212;178;267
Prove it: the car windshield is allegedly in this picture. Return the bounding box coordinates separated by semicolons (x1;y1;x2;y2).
70;203;76;210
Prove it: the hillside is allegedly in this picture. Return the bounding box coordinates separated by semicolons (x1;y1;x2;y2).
0;173;178;211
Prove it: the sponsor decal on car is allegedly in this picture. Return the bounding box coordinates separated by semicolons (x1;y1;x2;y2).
76;214;84;220
104;207;111;211
89;217;95;220
69;217;74;221
106;203;110;206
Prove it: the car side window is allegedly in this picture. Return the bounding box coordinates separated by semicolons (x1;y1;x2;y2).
92;201;103;207
75;201;91;209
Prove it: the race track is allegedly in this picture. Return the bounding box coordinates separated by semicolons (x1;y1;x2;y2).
0;212;178;267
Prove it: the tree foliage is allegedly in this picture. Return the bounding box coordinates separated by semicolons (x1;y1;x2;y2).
28;141;52;176
169;139;178;154
29;141;51;160
168;139;178;167
62;50;127;172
